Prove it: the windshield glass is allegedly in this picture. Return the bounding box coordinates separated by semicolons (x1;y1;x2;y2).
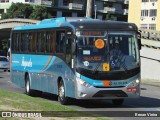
108;31;139;71
76;33;108;71
76;31;140;72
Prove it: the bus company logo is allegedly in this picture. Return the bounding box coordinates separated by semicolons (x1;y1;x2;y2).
109;81;112;85
21;57;32;68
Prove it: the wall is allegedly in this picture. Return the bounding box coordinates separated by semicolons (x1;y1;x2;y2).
156;1;160;31
128;0;141;27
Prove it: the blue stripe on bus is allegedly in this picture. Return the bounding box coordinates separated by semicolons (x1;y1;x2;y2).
80;74;139;87
42;56;56;72
12;54;56;73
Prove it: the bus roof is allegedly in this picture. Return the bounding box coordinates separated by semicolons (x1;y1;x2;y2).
13;17;92;31
13;17;137;31
70;20;138;31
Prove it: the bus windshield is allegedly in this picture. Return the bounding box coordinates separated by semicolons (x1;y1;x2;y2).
76;31;108;72
76;31;140;72
108;31;140;72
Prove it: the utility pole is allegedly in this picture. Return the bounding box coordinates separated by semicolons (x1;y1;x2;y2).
86;0;92;18
94;4;97;19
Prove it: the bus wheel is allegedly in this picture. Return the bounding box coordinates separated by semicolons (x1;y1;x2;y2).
25;74;32;96
112;99;124;106
58;80;69;105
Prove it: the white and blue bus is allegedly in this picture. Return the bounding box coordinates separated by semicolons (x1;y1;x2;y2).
11;17;141;105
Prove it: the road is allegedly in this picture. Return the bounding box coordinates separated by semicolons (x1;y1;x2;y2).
140;47;160;81
0;70;160;119
141;38;160;49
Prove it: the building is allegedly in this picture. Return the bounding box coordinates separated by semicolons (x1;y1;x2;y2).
0;0;128;21
128;0;160;30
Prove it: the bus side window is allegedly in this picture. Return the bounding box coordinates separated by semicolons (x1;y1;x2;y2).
15;33;20;52
21;33;26;52
25;33;29;52
29;32;35;53
37;32;41;52
46;31;55;53
11;33;15;52
56;31;65;53
41;32;46;53
37;32;45;53
46;32;50;53
66;38;72;64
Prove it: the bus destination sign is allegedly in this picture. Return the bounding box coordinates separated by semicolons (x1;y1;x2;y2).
80;31;105;36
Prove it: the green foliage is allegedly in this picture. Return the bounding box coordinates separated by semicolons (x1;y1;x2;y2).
105;14;110;20
8;3;33;18
29;5;52;20
1;3;52;20
1;13;10;19
0;39;9;55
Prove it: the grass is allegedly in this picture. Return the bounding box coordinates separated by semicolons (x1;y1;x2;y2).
0;89;74;111
0;89;110;120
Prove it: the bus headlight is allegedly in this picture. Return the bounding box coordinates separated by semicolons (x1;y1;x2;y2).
127;79;140;92
76;77;91;87
127;79;140;87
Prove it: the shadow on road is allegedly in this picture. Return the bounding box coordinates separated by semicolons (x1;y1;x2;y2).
73;96;160;108
141;87;147;90
31;92;160;109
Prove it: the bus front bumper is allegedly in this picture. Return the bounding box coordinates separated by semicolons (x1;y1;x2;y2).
75;79;140;100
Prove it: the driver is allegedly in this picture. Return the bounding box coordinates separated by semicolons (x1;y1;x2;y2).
110;43;122;57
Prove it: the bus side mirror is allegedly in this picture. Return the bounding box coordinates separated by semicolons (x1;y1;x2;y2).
72;42;76;54
66;30;74;39
137;32;141;50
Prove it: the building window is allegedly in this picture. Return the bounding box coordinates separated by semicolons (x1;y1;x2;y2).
0;9;4;14
149;9;157;16
149;24;156;30
142;0;149;2
63;0;69;6
140;24;148;29
141;10;149;16
150;0;157;2
0;0;5;3
25;0;29;2
30;0;35;2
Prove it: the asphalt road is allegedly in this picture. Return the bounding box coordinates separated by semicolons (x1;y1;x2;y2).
0;70;160;119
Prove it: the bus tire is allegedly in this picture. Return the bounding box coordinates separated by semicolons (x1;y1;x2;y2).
112;99;124;106
58;80;69;105
25;74;33;96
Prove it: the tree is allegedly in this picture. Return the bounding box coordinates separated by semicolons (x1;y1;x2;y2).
8;3;33;18
0;3;33;19
29;6;52;20
1;13;10;19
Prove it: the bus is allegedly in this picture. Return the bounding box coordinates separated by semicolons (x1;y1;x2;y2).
11;17;141;105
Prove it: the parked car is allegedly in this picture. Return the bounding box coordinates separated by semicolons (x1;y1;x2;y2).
0;56;10;72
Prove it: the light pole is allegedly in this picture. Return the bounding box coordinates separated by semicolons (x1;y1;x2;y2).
86;0;92;18
94;4;97;19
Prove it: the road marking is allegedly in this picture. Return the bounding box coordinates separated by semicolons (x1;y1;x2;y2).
143;108;160;111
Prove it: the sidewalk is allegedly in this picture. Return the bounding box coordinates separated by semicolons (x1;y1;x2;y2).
141;79;160;87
